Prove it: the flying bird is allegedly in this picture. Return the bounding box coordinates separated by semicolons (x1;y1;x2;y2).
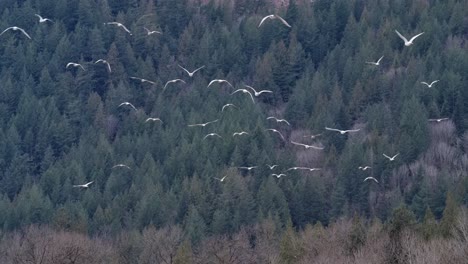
66;62;85;71
112;164;131;170
421;80;439;88
364;177;378;183
178;64;205;77
394;30;424;46
287;167;321;172
105;22;132;35
231;89;255;103
95;59;111;73
383;153;399;161
188;119;219;127
213;176;227;182
290;141;324;150
0;26;32;39
272;173;287;178
203;133;222;140
208;79;233;88
35;14;53;23
244;85;273;97
221;103;237;112
258;15;291;28
267;164;279;170
365;56;384;66
145;117;162;123
238;166;258;171
358;166;372;171
73;181;94;188
233;131;249;137
265;129;285;141
164;79;186;90
267;117;290;126
130;76;157;85
118;102;137;111
303;133;322;139
325;127;360;135
143;27;161;35
428;118;449;122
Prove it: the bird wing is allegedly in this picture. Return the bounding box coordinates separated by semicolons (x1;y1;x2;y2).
66;63;73;68
244;85;257;94
119;24;132;34
257;90;273;95
383;153;391;159
325;127;341;132
230;89;244;95
245;90;255;103
79;64;85;71
274;130;285;140
309;145;324;150
143;27;150;34
394;30;408;43
291;141;306;147
178;64;190;75
281;119;291;126
106;62;111;72
206;119;219;125
421;82;429;86
409;32;424;43
376;56;384;64
0;27;13;36
392;153;399;159
17;28;31;39
258;15;273;27
208;79;219;87
35;14;42;20
275;15;292;28
430;80;439;86
192;65;205;73
345;129;360;133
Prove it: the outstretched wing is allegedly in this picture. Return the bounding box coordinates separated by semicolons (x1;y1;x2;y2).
275;15;291;28
394;30;408;43
408;32;424;43
258;15;273;27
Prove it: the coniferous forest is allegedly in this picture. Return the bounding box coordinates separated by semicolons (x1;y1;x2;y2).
0;0;468;263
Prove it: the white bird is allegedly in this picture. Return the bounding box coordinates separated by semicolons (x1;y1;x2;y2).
267;164;279;170
221;103;237;112
105;22;132;35
303;133;322;139
325;127;360;135
143;27;161;35
130;76;157;85
383;153;399;161
73;181;94;188
118;102;137;111
0;26;32;39
364;177;378;183
112;164;131;170
66;62;85;71
178;65;205;77
95;59;111;73
428;118;449;123
35;14;53;23
394;30;424;46
164;79;186;90
208;79;233;88
233;131;249;137
265;129;285;141
238;166;258;171
213;176;227;182
287;167;321;172
231;89;255;103
365;56;384;66
145;117;162;123
203;133;222;140
258;15;291;28
421;80;439;88
272;173;287;178
267;117;290;126
358;166;372;171
188;119;219;127
290;141;324;150
244;85;273;97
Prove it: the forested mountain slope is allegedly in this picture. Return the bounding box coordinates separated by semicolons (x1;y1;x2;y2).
0;0;467;253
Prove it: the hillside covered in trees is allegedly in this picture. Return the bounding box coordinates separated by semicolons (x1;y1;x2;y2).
0;0;467;262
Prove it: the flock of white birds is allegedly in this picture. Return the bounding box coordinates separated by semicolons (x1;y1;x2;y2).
1;12;449;188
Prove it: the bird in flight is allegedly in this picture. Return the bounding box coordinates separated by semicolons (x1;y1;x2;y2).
0;26;32;39
35;14;53;23
143;27;161;35
358;166;372;171
244;85;273;97
428;118;449;122
364;177;378;183
272;173;287;178
203;133;222;140
130;76;157;85
383;153;399;161
145;117;162;123
290;141;324;150
265;129;285;141
221;103;237;112
213;176;227;182
66;62;85;71
365;56;384;66
188;119;219;127
73;181;94;188
238;166;258;171
267;117;290;126
258;15;291;28
421;80;439;88
112;164;131;170
208;79;233;88
118;102;137;111
105;22;132;35
303;133;322;139
394;30;424;46
267;164;278;170
231;89;255;103
164;79;186;90
325;127;360;135
95;59;111;73
233;131;249;137
287;167;321;172
178;65;205;77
